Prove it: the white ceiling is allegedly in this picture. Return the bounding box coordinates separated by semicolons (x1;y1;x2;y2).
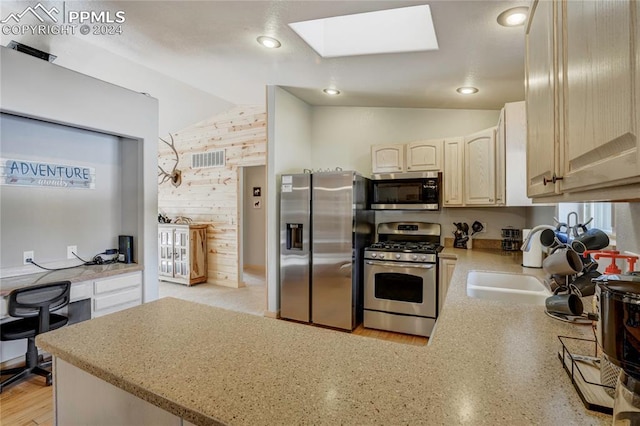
1;0;529;109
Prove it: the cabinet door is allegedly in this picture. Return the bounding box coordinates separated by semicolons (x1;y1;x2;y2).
504;101;534;206
464;127;496;205
443;138;464;206
158;227;174;277
371;144;404;173
406;140;443;171
173;228;190;280
559;0;639;191
189;227;207;281
495;109;506;206
525;0;558;197
438;258;456;314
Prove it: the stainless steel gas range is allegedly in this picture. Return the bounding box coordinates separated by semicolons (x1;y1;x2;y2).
363;222;442;337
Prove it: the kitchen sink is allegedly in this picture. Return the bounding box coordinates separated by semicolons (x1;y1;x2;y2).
466;270;551;305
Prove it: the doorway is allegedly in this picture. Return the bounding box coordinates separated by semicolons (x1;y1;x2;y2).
240;165;266;285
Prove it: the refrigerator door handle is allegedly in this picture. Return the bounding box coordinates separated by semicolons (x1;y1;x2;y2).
365;260;434;269
339;262;352;276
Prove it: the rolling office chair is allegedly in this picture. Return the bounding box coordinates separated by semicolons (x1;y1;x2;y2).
0;281;71;393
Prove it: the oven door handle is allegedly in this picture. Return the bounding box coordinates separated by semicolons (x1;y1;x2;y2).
366;260;434;269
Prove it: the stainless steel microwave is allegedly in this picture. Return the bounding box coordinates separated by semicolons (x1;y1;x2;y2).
370;172;440;210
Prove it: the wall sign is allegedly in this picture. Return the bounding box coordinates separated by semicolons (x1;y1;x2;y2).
1;158;96;189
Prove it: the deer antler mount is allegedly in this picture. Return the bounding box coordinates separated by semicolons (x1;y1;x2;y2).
158;134;182;187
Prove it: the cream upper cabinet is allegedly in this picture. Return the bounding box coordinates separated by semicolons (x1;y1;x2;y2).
525;0;558;198
559;0;638;192
371;144;405;174
443;137;464;206
525;0;640;201
406;140;443;172
495;108;506;206
502;101;534;206
464;127;497;206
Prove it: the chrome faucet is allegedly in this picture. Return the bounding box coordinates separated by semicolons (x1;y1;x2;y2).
520;225;556;252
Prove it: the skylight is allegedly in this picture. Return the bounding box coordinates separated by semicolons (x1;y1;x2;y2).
289;5;439;58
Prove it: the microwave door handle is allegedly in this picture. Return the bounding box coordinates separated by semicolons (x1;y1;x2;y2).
366;261;434;269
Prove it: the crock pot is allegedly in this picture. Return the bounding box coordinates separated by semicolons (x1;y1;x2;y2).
594;274;640;380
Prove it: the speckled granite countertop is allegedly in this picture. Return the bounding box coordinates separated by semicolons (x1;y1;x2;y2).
0;263;143;296
37;249;609;425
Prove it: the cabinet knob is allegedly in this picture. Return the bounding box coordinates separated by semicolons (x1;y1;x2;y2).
489;198;494;202
543;173;564;186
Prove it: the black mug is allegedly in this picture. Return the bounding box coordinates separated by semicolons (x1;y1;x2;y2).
570;228;610;254
545;293;584;316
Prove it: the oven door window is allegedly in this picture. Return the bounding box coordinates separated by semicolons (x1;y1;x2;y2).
374;273;423;303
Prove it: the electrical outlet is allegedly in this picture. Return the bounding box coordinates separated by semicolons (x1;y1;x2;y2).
67;245;77;260
23;250;34;265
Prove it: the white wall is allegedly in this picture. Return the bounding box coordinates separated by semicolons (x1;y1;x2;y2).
266;86;313;314
311;106;501;175
0;47;159;301
309;104;544;241
0;35;234;136
0;114;123;267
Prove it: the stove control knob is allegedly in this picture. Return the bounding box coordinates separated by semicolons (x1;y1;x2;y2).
395;254;401;260
371;253;377;258
412;255;418;260
378;254;385;259
421;256;427;261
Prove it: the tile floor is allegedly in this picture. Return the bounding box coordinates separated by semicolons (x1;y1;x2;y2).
158;269;266;316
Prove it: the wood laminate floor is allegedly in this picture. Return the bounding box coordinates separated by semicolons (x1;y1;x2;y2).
2;268;426;422
0;374;53;426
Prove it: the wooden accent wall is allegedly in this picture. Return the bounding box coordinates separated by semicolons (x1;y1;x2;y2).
158;105;266;288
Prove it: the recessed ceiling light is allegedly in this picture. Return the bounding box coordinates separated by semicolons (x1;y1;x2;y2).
456;87;478;95
323;88;341;96
257;36;281;49
497;7;529;27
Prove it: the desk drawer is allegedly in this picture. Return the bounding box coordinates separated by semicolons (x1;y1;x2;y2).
71;281;92;301
93;288;141;313
94;272;141;295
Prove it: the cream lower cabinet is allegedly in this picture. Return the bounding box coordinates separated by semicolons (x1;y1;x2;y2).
158;224;207;286
438;258;456;314
55;359;185;425
526;0;640;201
463;127;497;206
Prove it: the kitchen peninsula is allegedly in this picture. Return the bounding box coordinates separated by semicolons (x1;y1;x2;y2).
37;249;609;425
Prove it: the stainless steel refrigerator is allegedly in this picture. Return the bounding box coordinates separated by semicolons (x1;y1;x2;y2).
279;171;373;330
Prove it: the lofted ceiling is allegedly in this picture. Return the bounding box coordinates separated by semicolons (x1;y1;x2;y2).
0;0;529;109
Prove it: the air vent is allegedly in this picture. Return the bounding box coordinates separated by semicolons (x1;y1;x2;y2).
192;150;225;169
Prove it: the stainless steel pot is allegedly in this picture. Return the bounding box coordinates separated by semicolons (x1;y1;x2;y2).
594;274;640;380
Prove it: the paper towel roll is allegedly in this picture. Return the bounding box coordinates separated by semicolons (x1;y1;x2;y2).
522;228;543;268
